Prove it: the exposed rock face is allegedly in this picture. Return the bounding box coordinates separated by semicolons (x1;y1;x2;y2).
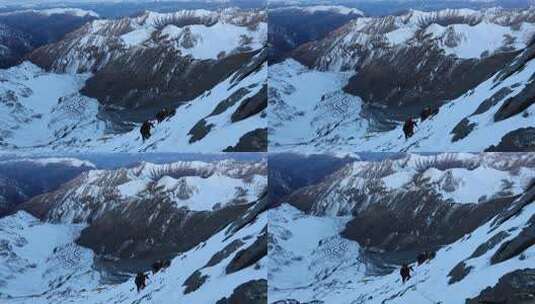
27;9;267;122
224;128;268;152
226;229;267;274
183;270;208;294
342;194;514;252
466;269;535;304
486;128;535;152
216;279;267;304
280;154;535;253
494;80;535;122
18;160;267;261
448;261;473;284
491;215;535;265
290;8;534;119
451;118;476;142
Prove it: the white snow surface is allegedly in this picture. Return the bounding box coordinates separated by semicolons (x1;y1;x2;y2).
0;56;266;152
270;196;535;304
273;5;365;16
0;211;100;300
46;159;266;219
269;204;363;296
303;153;535;216
1;209;267;304
269;54;535;152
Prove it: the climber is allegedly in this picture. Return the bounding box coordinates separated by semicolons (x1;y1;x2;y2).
400;263;413;283
417;252;427;266
420;107;432;121
140;120;154;142
156;108;169;123
403;117;417;139
135;272;149;292
162;259;171;269
152;260;163;274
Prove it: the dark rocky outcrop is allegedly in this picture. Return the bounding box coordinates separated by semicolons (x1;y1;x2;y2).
188;119;214;143
231;84;267;122
342;48;518;120
451;118;476;142
74;200;252;259
469;231;511;259
486;128;535;152
205;239;245;268
471;87;513;116
491;215;535;265
224;128;267;152
448;261;473;284
216;279;267;304
226;230;267;274
494;81;535;122
466;269;535;304
183;270;208;294
342;194;515;253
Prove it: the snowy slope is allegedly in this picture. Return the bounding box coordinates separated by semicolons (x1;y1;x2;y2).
0;211;100;301
269;204;364;297
270;7;535;152
283;153;535;216
0;51;266;152
1;208;267;304
27;159;266;221
269;162;535;304
272;5;365;16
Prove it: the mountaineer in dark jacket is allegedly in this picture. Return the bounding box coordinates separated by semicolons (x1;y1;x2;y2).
400;263;413;283
135;272;149;292
403;118;417;139
140;120;154;142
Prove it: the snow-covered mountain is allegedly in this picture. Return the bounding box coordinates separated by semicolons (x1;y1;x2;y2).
281;153;535;251
0;9;96;68
269;153;535;304
0;8;267;152
19;159;266;256
1;158;267;303
270;7;535;152
0;157;94;216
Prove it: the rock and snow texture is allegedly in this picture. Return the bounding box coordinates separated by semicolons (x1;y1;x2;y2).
268;204;364;301
269;154;535;304
0;8;267;152
30;159;267;220
0;157;267;303
1;208;267;304
298;153;535;216
0;211;100;301
270;7;535;152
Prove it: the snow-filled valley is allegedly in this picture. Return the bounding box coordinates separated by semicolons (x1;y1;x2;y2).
269;7;535;153
0;156;268;304
269;152;535;304
0;8;267;152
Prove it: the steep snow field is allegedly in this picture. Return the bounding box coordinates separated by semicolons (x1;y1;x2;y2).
269;54;535;152
269;7;535;152
0;212;99;300
269;189;535;304
0;56;266;152
0;8;267;152
269;204;363;299
1;209;266;304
